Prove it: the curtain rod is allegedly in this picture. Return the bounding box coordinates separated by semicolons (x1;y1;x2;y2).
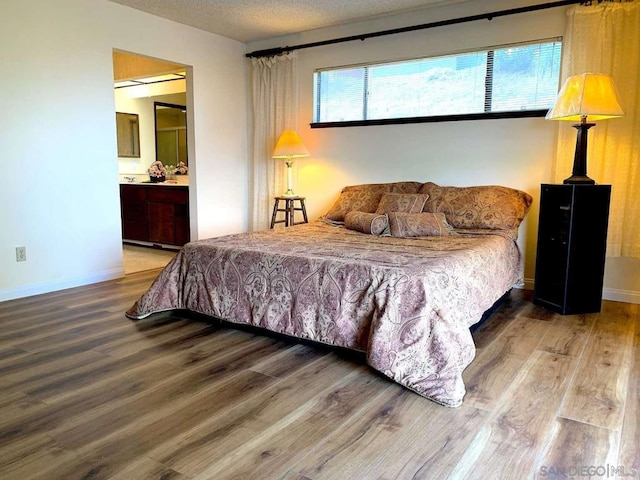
246;0;584;59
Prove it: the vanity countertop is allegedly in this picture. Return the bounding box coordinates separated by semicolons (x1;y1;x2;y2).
119;175;189;187
120;180;188;187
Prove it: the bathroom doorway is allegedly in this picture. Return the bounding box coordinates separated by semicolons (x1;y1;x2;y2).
112;50;194;275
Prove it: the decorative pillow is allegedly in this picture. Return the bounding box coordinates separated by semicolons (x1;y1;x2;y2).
388;212;454;237
324;181;423;223
376;193;429;214
419;182;533;238
345;211;388;235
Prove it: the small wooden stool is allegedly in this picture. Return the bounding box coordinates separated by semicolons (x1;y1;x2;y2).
270;196;308;228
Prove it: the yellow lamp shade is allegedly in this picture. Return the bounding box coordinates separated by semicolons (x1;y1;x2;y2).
546;73;624;122
272;130;310;159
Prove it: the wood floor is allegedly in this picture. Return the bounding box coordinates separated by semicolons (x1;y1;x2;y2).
0;270;637;480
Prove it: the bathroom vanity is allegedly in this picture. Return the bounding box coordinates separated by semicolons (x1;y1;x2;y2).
120;183;190;247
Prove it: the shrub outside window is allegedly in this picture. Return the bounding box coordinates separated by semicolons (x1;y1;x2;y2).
312;39;562;126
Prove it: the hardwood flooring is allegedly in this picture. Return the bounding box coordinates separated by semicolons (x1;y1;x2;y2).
0;270;637;479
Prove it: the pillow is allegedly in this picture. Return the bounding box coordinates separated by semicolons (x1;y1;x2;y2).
345;211;388;235
388;212;454;237
323;181;423;222
419;182;533;238
376;193;429;214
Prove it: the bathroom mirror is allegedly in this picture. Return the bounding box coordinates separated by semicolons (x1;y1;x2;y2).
154;102;187;167
115;112;140;157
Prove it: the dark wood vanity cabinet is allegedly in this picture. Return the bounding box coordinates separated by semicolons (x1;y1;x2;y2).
120;184;190;247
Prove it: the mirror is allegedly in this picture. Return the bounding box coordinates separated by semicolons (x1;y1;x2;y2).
154;102;187;168
116;112;140;157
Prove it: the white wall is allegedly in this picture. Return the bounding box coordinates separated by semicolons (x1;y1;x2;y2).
0;0;248;301
246;0;639;303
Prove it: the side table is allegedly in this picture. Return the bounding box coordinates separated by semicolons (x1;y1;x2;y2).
270;196;308;228
533;183;611;314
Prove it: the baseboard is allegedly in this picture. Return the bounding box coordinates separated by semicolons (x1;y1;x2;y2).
520;278;535;291
123;240;181;251
602;287;640;305
518;277;639;305
0;267;125;302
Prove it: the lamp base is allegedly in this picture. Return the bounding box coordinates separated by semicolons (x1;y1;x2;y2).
563;174;596;185
280;190;298;198
565;122;596;185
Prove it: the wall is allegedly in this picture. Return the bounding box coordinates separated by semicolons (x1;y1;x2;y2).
0;0;248;301
247;0;639;302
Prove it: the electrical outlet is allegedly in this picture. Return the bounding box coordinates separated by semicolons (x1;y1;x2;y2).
16;247;26;262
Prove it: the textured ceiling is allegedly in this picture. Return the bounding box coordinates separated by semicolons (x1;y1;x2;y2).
108;0;469;42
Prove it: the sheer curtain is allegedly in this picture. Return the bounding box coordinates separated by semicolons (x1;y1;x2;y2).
250;53;298;231
554;1;640;257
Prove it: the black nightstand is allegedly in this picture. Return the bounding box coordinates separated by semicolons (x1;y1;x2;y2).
270;196;308;228
534;184;611;314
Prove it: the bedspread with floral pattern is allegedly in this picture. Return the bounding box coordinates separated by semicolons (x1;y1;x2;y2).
126;221;522;407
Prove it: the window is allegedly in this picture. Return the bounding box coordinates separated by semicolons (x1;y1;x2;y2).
312;39;562;127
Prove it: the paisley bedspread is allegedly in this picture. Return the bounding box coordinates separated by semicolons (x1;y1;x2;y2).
126;221;522;407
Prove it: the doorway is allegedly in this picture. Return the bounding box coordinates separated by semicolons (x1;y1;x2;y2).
112;50;194;274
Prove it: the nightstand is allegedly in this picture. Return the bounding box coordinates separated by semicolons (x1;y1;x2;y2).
533;184;611;314
270;196;308;228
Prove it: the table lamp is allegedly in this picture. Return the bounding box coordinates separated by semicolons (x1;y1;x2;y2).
272;130;310;197
546;73;624;184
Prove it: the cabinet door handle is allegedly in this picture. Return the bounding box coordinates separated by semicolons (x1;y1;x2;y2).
559;205;571;211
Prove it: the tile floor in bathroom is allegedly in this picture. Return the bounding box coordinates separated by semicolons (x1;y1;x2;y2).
122;243;177;274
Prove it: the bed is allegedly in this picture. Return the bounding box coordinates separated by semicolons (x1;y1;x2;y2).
127;181;532;407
